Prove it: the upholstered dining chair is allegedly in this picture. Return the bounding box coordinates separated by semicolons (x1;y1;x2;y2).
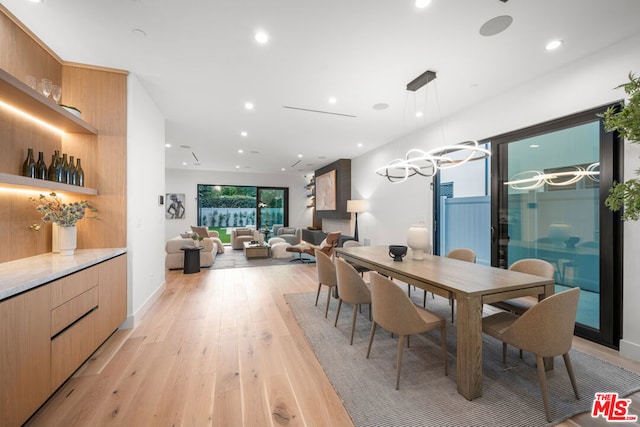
341;239;370;276
367;273;447;390
424;248;476;322
334;258;371;345
286;231;341;262
482;287;580;422
491;258;556;315
314;249;338;318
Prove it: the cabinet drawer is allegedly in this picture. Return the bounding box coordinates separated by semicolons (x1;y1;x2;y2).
50;266;99;308
50;308;100;390
51;286;99;337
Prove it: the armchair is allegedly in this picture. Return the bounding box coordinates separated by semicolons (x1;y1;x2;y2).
231;227;259;249
276;226;302;245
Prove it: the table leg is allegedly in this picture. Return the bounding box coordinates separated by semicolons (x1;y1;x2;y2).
542;282;555;371
455;294;483;400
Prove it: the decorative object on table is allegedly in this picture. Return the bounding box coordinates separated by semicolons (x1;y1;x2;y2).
30;192;97;256
376;70;490;183
166;193;186;219
601;72;640;221
191;233;204;247
35;151;47;180
22;148;36;178
346;199;367;242
388;245;408;261
406;222;430;260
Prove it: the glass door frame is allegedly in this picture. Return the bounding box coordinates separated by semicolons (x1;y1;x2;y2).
489;104;623;348
256;186;289;230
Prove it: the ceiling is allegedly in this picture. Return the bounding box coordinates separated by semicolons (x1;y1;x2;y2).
4;0;640;175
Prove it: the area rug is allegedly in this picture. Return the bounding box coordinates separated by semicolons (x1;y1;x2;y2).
209;246;303;270
285;291;640;426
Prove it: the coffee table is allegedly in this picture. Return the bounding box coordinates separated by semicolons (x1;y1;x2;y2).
243;241;270;259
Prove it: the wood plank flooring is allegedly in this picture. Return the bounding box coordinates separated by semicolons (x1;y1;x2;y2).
26;263;640;426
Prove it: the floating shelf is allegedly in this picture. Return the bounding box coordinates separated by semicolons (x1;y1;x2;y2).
0;69;98;135
0;172;98;195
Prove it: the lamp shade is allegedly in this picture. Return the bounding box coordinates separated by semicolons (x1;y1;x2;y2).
347;199;367;213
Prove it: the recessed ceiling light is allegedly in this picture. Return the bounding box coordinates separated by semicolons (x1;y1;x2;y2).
254;31;269;44
27;0;43;3
415;111;424;118
238;149;244;153
357;143;363;148
245;102;254;110
298;154;303;158
235;165;240;169
373;103;389;110
240;131;248;137
182;162;187;166
281;168;285;171
328;97;337;104
165;143;171;148
529;144;540;148
415;0;431;8
545;39;563;51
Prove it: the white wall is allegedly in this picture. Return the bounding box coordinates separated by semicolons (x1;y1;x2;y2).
126;74;166;327
352;34;640;360
165;168;311;241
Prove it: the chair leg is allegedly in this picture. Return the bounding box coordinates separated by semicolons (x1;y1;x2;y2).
324;286;332;318
441;321;448;376
407;283;411;297
350;305;358;345
536;355;552;422
502;342;507;364
315;283;322;306
423;290;427;307
563;353;580;400
366;322;377;358
369;303;372;321
396;334;406;390
334;298;343;327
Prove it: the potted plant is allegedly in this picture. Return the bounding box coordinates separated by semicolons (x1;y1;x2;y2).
30;192;97;255
602;72;640;221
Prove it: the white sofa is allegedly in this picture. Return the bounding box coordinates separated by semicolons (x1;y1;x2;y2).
165;231;224;270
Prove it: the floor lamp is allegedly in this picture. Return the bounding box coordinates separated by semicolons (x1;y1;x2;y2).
347;199;366;242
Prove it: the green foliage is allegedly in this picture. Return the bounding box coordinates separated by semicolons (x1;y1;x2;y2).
601;72;640;221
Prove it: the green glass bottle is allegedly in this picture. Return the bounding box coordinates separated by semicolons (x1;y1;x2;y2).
69;156;77;185
61;153;70;184
22;148;36;178
35;151;47;179
48;150;60;181
75;158;84;187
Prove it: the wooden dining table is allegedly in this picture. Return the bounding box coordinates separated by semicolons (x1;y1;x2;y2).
334;245;555;400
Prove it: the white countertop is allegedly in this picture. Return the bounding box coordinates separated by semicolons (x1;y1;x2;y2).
0;248;127;301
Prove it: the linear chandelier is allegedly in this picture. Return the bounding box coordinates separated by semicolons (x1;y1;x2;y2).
376;70;491;183
504;162;600;190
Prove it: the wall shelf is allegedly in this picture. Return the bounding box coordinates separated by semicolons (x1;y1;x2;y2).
0;172;97;195
0;69;98;135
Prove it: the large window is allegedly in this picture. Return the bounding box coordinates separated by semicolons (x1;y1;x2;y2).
197;185;288;243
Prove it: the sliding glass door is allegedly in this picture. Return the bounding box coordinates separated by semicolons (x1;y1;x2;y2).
491;105;623;348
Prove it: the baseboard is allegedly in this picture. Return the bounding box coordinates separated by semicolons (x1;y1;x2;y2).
119;280;166;329
620;339;640;362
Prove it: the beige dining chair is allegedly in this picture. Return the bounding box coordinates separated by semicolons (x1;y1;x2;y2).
342;240;370;276
492;259;555;315
482;287;580;422
334;258;372;345
367;273;447;390
314;249;337;318
424;248;476;322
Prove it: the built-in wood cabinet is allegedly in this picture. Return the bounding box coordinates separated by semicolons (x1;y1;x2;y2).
0;254;127;426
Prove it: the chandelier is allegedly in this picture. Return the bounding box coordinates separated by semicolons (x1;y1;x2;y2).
376;70;491;183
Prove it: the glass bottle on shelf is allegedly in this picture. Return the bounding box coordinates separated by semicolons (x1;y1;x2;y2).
22;148;36;178
35;151;47;180
75;158;84;187
62;153;70;184
48;150;60;181
54;153;64;183
69;156;77;185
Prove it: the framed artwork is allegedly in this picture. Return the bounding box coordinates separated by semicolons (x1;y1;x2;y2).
315;170;336;211
166;193;186;219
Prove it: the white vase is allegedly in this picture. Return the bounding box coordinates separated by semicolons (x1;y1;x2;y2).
407;223;430;260
58;225;77;256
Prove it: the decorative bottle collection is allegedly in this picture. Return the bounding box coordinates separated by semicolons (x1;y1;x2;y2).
22;148;86;186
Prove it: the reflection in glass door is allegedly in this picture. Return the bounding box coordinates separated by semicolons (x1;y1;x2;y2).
492;106;622;348
257;187;287;233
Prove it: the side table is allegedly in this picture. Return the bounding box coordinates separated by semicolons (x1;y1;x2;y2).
181;247;203;274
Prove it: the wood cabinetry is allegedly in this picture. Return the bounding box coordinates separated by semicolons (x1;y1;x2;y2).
0;254;126;426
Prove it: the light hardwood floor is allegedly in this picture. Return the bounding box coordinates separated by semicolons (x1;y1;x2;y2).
26;263;640;426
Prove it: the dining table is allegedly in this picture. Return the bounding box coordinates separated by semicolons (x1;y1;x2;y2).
334;245;555;400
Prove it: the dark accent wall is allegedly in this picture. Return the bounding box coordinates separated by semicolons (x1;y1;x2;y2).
313;159;351;229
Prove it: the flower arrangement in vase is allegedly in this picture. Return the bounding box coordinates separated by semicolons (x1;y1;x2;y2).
191;233;205;247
